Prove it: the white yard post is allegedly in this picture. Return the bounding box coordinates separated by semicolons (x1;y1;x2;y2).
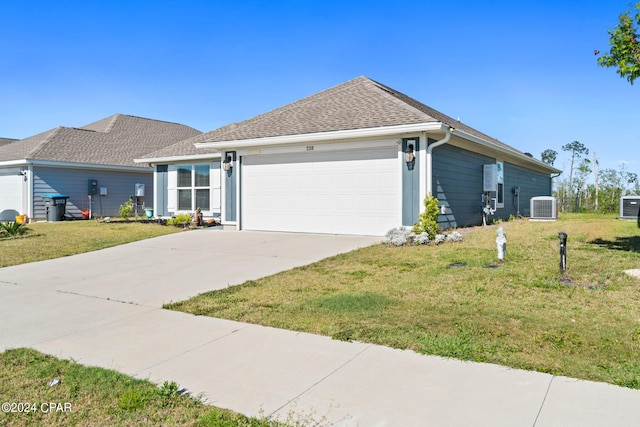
496;227;507;261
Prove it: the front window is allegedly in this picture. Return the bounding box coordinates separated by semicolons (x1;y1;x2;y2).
177;164;210;211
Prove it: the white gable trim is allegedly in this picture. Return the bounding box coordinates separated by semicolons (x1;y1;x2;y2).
134;153;221;164
195;122;448;150
0;159;151;172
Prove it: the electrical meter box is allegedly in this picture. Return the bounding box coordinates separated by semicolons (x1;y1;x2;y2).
483;164;498;192
88;179;98;195
135;183;145;197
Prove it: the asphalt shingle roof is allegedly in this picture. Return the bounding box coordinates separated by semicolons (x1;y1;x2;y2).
141;76;531;161
0;137;18;147
0;114;201;167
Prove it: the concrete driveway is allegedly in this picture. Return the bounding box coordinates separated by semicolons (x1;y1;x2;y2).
2;229;640;426
0;228;380;307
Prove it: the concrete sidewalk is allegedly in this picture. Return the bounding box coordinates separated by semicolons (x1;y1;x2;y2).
1;229;639;426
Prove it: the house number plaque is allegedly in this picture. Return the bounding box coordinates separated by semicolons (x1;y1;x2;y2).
306;146;314;151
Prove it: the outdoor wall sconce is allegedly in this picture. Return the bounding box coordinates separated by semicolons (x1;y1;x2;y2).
222;156;233;171
404;143;415;163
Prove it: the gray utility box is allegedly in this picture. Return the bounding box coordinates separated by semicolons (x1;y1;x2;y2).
42;193;69;221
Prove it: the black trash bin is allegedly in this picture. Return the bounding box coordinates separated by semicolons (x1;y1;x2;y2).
42;193;69;221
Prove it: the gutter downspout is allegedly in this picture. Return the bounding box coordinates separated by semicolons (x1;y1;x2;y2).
550;171;563;200
426;128;453;197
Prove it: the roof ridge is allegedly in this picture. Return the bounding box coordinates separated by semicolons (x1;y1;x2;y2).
202;77;372;142
103;114;121;133
363;78;440;122
26;127;64;158
115;114;199;128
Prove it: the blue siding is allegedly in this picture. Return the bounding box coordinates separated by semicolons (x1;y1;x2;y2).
432;144;552;228
432;144;493;228
33;166;153;219
502;163;553;218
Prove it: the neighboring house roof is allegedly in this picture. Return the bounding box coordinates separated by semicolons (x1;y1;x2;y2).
136;129;222;161
139;76;558;173
0;114;201;168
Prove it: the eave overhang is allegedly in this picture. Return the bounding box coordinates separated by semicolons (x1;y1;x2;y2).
194;122;448;151
182;121;559;175
0;159;152;172
134;153;222;165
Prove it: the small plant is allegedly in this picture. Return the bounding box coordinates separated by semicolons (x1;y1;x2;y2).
384;226;412;246
413;194;439;240
0;221;29;237
167;214;191;227
156;380;179;399
156;380;181;408
119;199;133;219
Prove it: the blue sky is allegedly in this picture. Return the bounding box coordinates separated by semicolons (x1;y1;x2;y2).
1;1;638;179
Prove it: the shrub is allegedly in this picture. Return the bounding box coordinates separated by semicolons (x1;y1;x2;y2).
119;199;133;219
413;195;439;239
384;227;412;246
167;214;191;227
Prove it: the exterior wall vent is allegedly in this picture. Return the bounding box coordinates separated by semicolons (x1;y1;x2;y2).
619;196;640;219
530;196;557;220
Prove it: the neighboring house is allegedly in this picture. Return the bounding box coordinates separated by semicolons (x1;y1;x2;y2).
137;76;561;236
0;115;201;221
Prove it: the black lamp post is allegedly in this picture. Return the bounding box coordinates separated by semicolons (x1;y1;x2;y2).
558;232;568;274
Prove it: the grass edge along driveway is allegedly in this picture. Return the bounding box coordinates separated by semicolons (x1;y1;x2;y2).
166;214;640;390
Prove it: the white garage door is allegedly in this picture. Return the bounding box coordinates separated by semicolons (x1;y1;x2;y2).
241;148;400;235
0;172;24;221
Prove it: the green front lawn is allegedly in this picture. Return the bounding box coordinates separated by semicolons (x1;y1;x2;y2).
166;214;640;389
0;348;284;426
0;220;183;268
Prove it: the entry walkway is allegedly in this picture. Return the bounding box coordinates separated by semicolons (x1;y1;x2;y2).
1;229;639;426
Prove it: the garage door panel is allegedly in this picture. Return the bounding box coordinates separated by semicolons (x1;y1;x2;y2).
242;148;400;236
0;173;24;221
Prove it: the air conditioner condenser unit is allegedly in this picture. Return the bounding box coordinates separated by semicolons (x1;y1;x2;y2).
530;196;557;220
620;196;640;219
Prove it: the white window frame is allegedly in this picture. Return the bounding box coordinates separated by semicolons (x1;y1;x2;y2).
167;162;221;216
176;164;212;213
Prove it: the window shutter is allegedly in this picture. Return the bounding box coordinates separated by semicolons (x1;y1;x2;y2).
167;165;177;212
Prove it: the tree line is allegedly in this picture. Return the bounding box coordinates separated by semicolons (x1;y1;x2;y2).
541;142;638;213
